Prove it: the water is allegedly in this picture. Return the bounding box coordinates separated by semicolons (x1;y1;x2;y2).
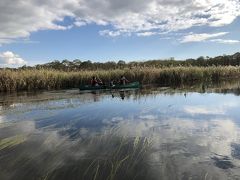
1;82;240;180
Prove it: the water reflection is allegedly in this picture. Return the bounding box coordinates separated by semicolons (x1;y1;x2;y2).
111;117;240;179
1;81;240;180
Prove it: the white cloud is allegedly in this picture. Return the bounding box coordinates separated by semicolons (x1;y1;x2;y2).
99;30;123;37
137;32;157;37
181;32;228;43
0;51;27;66
0;0;240;43
74;21;87;27
210;39;240;44
0;0;75;44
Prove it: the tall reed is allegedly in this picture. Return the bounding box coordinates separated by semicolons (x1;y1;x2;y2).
1;66;240;92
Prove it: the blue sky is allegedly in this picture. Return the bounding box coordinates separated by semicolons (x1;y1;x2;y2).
0;0;240;66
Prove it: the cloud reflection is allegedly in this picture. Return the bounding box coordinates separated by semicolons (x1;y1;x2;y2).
1;88;240;180
184;106;225;115
184;101;239;116
0;116;3;124
1;118;239;180
103;114;240;179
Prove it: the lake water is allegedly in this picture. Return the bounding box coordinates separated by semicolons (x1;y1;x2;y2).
1;82;240;180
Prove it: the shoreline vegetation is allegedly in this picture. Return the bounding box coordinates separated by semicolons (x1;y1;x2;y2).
1;52;240;92
1;66;240;92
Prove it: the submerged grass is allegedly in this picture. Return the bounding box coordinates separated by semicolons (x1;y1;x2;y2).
44;134;153;180
0;135;26;151
0;129;152;180
1;66;240;92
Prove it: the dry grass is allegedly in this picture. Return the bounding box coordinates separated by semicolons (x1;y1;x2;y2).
1;66;240;92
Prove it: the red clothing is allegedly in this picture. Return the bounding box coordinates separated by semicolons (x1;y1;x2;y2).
91;79;98;86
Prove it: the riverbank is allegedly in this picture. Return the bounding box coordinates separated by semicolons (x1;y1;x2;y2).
1;66;240;92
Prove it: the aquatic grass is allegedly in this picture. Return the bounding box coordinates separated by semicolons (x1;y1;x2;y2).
1;66;240;92
42;132;153;180
0;135;26;151
93;162;100;180
0;122;12;128
107;155;129;180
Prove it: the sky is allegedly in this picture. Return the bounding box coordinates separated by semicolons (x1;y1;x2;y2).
0;0;240;67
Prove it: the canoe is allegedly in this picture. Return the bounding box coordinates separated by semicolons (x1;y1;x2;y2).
111;82;140;89
79;85;107;91
79;82;140;91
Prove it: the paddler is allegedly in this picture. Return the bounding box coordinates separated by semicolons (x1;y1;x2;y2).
119;75;129;85
91;76;103;86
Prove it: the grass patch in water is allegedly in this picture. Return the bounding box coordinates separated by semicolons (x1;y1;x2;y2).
0;135;27;151
44;134;153;180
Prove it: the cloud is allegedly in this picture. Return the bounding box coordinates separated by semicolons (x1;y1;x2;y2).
181;32;228;43
0;0;75;44
0;0;240;43
99;30;123;37
74;21;87;27
0;51;27;66
210;39;240;44
137;32;157;37
72;0;240;36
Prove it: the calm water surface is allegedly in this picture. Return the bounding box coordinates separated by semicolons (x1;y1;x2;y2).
1;83;240;180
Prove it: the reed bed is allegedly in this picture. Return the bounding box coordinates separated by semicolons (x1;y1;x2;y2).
1;66;240;92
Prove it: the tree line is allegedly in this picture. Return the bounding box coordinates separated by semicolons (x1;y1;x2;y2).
3;52;240;71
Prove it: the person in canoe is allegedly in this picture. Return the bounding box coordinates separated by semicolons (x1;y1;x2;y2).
109;79;115;87
91;76;103;86
119;75;129;85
